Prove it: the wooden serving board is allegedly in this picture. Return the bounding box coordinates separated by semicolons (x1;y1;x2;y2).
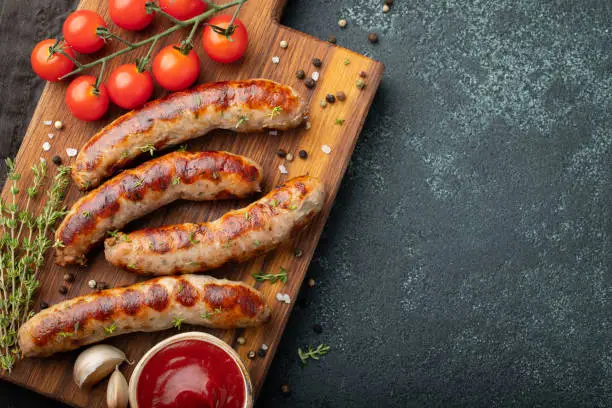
0;0;383;406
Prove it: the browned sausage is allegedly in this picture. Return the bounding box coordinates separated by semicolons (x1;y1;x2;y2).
55;151;263;266
105;176;326;275
73;79;306;190
18;275;271;357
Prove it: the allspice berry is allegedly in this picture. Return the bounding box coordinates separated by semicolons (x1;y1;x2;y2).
368;32;379;44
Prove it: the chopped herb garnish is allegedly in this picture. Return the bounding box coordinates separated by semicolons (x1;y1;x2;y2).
171;317;185;330
82;211;91;218
172;176;181;185
344;58;350;65
222;242;231;249
139;144;156;156
335;118;345;126
120;151;130;159
254;240;261;246
104;323;117;335
193;94;202;107
189;232;199;245
212;171;219;180
177;144;187;152
108;230;120;238
270;199;278;207
252;267;288;283
133;178;144;188
244;212;250;221
53;239;65;248
127;263;136;269
200;307;223;320
177;284;184;293
267;106;283;119
122;234;131;243
298;344;330;364
235;115;249;128
289;204;298;210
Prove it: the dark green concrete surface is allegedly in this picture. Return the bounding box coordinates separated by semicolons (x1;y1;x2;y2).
0;1;610;407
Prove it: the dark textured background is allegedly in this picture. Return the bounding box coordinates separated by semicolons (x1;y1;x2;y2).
0;0;610;407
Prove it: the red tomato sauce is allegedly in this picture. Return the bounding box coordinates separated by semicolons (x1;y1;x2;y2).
137;339;246;408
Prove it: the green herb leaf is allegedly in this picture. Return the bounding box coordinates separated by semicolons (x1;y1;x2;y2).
172;176;181;185
251;267;288;283
104;323;117;335
335;118;345;126
298;344;330;365
172;317;185;330
139;144;156;156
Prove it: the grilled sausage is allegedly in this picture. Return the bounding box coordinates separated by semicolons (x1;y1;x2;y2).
105;176;326;275
55;151;263;266
18;275;270;357
73;79;306;190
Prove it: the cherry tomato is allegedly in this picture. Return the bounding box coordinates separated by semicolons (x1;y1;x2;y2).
202;15;248;63
63;10;107;54
31;39;75;81
109;0;155;31
152;45;200;91
106;64;154;109
65;76;110;121
159;0;207;21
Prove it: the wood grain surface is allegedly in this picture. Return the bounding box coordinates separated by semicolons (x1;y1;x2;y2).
0;0;383;406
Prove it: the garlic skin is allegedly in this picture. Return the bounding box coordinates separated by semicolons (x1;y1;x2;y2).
73;344;127;388
107;366;129;408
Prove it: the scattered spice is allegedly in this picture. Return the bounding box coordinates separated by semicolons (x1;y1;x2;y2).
312;57;322;67
247;350;257;360
271;56;280;64
96;281;108;290
59;286;68;295
335;118;345;126
88;279;97;289
285;153;294;161
48;133;55;139
66;148;78;157
384;0;393;5
54;120;63;130
42;142;51;152
356;78;366;89
278;164;288;175
307;278;315;287
280;384;291;395
295;69;305;79
311;71;320;81
40;301;49;310
313;324;323;334
294;248;304;257
52;155;62;165
359;71;367;78
325;94;336;103
252;268;288;283
280;40;288;49
298;150;308;160
344;58;350;65
304;121;312;130
320;100;327;108
63;273;74;283
328;35;337;44
298;344;330;365
321;145;332;154
258;344;268;357
43;120;53;126
276;148;287;158
336;91;346;101
368;32;379;44
237;336;246;345
383;4;390;13
304;78;315;89
338;18;347;28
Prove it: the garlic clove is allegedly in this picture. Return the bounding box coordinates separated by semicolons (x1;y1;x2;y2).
107;366;129;408
73;344;127;388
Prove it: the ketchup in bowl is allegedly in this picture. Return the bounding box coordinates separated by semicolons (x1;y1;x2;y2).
130;333;253;408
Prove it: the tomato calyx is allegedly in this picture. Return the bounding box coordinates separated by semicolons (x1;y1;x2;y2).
47;38;73;62
207;23;238;40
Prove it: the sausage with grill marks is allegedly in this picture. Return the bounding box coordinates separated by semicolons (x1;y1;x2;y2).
73;79;306;190
105;176;326;275
17;275;270;357
55;151;263;266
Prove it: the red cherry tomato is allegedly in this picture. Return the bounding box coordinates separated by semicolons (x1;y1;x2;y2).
31;39;75;81
65;76;110;121
202;15;248;63
106;64;154;109
152;45;200;91
109;0;155;31
159;0;207;21
63;10;107;54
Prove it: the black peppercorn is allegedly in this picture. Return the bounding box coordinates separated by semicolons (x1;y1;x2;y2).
40;301;49;309
298;150;308;159
59;286;68;295
96;281;108;290
276;148;287;158
63;273;74;283
328;35;337;44
295;69;305;80
313;324;323;334
280;384;291;395
368;32;379;44
247;350;257;359
52;155;62;166
258;347;268;357
336;91;346;101
312;57;322;67
384;0;393;5
325;94;336;103
304;78;315;89
294;248;304;257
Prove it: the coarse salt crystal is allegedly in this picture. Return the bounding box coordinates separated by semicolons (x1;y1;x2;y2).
276;293;284;301
321;144;332;154
305;121;311;130
272;56;280;64
66;148;78;157
42;142;51;151
279;164;288;174
43;120;52;126
269;130;278;136
311;71;320;81
282;294;291;304
48;133;54;139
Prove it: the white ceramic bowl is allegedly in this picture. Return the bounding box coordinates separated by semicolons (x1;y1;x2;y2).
128;332;253;408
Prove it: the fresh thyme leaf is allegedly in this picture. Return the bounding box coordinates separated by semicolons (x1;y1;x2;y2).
335;118;345;126
244;212;250;220
139;144;156;156
104;323;117;335
266;106;283;119
200;307;223;320
289;204;298;210
82;211;91;218
251;267;288;284
235;115;249;128
172;176;181;185
120;150;130;159
172;317;185;330
270;199;278;207
212;171;220;180
108;230;120;238
189;232;199;245
177;144;188;152
254;240;261;246
133;179;144;188
298;344;330;365
53;239;65;248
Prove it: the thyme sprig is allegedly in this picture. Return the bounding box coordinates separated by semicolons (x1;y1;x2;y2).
0;160;71;371
251;267;288;283
298;344;330;365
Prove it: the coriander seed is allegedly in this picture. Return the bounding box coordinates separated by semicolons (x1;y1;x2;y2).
280;40;288;48
320;99;327;108
88;279;97;289
295;69;306;80
325;94;336;103
54;120;63;130
237;336;246;345
307;278;315;287
286;153;294;161
356;78;366;89
281;384;291;395
383;4;390;12
312;57;322;67
63;273;74;283
298;150;308;159
247;350;257;359
328;35;337;44
338;18;347;28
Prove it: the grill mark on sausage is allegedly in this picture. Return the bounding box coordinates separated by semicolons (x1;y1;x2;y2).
175;279;198;307
145;284;169;311
202;284;264;318
120;289;143;316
